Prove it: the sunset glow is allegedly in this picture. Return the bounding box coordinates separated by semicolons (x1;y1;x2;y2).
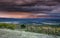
0;11;49;18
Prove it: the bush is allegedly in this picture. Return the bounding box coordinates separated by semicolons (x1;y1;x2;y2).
20;24;26;28
0;23;16;30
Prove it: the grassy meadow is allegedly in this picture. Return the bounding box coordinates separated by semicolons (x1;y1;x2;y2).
0;23;60;36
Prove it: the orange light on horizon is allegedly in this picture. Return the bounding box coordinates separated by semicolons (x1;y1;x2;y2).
0;11;54;18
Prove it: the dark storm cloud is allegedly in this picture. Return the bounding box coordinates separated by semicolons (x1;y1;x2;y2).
0;0;60;18
0;0;59;12
0;0;38;5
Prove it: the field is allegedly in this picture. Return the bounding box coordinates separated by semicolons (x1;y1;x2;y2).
0;23;60;36
26;24;60;36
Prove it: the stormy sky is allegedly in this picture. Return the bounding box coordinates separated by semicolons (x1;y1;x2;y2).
0;0;60;18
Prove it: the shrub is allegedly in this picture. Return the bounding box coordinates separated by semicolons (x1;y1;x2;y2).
0;23;16;30
20;24;26;28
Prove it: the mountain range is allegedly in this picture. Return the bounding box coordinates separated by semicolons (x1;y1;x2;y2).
0;18;60;24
